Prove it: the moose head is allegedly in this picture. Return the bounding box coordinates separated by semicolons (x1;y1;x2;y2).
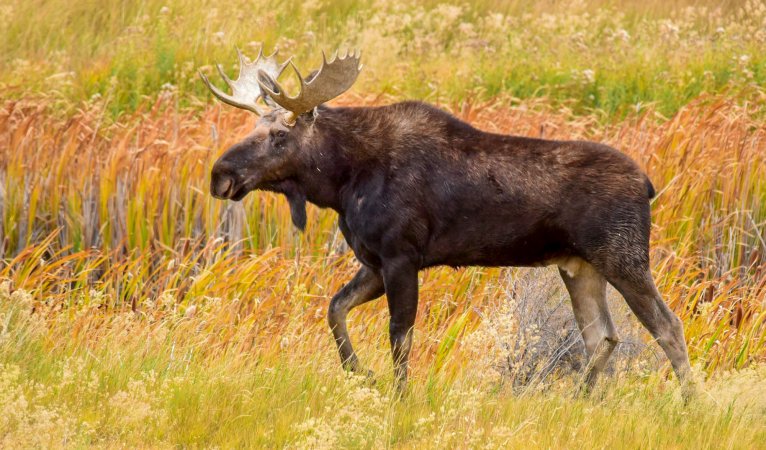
199;46;361;229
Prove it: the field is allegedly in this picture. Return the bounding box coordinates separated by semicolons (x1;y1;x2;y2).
2;0;766;448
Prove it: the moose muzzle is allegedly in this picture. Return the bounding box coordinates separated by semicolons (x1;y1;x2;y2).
210;158;238;199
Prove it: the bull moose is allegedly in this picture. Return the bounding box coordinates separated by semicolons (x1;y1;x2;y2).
199;46;692;393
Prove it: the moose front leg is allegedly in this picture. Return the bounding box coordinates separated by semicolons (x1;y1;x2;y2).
382;257;419;393
328;265;385;373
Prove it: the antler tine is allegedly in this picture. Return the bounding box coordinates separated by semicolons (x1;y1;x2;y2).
236;47;248;75
257;47;362;125
216;63;233;87
199;44;288;115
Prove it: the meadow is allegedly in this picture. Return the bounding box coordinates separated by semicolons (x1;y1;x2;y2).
1;0;766;448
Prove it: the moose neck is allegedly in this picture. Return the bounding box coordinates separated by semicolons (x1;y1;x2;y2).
289;106;386;216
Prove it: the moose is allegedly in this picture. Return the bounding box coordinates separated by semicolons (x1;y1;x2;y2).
200;46;692;393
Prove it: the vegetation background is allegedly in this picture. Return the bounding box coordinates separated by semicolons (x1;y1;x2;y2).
1;0;766;447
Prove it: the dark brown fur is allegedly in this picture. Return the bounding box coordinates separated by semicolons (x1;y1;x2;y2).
210;101;692;393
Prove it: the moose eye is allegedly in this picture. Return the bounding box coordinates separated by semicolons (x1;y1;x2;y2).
276;130;286;139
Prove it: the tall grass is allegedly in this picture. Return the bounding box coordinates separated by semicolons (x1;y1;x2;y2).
2;90;765;371
2;0;766;447
2;89;766;446
2;0;766;117
3;278;766;449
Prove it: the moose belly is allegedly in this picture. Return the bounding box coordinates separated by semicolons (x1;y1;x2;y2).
422;219;572;269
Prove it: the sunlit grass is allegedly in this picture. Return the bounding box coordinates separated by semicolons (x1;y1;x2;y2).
2;87;765;445
1;279;766;448
2;0;766;447
2;89;765;369
2;0;766;117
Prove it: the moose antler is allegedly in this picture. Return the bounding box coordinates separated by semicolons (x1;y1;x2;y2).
257;49;362;125
199;46;289;115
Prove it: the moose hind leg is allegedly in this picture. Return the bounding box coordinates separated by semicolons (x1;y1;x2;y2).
327;265;385;373
558;259;618;393
605;267;691;385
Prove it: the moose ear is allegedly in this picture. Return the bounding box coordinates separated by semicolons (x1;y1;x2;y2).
299;107;319;125
262;94;279;109
257;71;281;108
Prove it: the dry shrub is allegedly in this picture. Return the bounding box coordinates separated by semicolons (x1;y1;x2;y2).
461;267;660;392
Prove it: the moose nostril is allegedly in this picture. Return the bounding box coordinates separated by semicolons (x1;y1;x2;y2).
215;177;233;198
222;178;233;195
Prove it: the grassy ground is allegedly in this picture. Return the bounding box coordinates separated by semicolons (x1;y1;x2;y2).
2;0;766;118
2;0;766;448
3;283;766;448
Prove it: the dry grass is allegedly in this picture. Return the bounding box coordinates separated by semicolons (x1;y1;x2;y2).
1;1;766;445
2;91;765;373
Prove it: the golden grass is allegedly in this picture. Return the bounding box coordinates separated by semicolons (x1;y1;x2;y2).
2;0;766;446
1;89;765;359
1;89;766;446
